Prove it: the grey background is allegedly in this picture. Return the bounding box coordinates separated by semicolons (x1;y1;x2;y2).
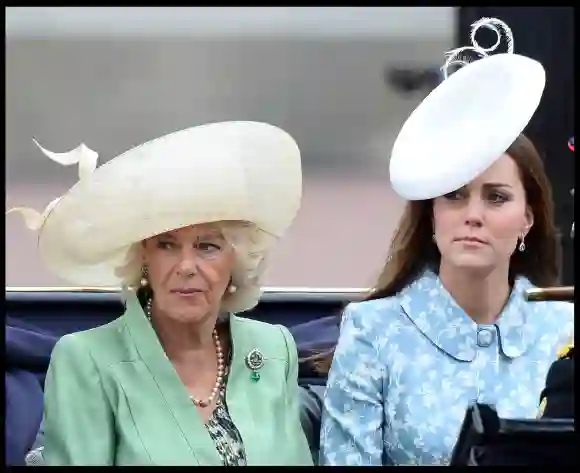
6;7;455;288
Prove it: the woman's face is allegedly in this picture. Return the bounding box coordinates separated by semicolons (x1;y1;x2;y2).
141;223;236;324
432;154;534;275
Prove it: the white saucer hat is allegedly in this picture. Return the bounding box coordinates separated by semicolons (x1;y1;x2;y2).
8;121;302;312
389;17;547;201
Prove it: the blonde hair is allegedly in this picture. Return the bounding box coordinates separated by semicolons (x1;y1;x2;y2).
116;220;269;313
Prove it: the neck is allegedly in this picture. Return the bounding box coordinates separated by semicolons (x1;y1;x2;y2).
437;263;511;324
149;303;218;360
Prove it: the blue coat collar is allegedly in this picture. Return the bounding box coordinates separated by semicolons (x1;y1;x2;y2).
399;269;537;362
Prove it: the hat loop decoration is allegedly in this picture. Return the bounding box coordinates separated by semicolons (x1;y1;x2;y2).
6;140;99;230
442;17;514;80
32;139;99;181
389;17;546;201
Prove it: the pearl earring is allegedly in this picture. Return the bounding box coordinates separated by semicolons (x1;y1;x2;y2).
228;284;237;293
140;266;149;287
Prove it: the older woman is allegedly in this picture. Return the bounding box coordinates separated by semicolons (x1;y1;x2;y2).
8;121;312;466
317;19;574;466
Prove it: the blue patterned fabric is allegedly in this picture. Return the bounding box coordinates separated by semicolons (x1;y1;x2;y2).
320;269;574;466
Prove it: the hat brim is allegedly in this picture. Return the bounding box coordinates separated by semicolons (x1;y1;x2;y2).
36;121;302;292
389;53;546;201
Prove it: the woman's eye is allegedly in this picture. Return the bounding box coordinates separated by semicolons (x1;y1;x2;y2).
196;242;221;252
157;241;175;250
443;191;463;200
489;193;508;204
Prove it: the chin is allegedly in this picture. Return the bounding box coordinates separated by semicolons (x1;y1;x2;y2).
449;255;495;273
166;304;210;324
170;312;209;325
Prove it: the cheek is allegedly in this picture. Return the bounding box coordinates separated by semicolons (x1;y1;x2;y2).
146;257;175;285
432;207;460;237
142;245;181;285
203;255;235;292
487;208;526;240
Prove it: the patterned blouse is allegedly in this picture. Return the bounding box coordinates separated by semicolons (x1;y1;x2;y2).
207;355;247;467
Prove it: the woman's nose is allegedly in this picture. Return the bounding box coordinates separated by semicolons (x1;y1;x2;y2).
177;249;199;276
463;198;485;226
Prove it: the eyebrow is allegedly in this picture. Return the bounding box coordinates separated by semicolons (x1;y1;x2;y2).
481;182;513;189
158;231;225;241
196;232;226;241
158;233;176;240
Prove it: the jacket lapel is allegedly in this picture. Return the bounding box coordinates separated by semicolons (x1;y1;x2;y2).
122;294;221;465
223;315;258;463
226;315;286;465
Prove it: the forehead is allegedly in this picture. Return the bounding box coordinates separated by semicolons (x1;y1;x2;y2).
468;153;522;188
158;223;225;239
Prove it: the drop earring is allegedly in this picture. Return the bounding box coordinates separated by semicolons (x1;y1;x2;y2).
518;235;526;252
140;266;149;286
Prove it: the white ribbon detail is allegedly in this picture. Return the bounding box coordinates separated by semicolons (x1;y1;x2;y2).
6;139;99;231
441;17;514;80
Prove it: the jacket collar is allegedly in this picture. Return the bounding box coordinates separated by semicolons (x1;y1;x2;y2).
399;269;536;362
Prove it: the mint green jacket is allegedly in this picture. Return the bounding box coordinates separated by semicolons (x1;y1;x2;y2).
42;294;313;466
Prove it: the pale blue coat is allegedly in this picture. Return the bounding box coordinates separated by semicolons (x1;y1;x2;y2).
320;269;574;466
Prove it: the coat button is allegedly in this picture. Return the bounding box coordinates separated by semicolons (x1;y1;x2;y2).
477;327;495;347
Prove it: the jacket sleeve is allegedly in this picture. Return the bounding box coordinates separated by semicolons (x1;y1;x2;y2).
279;325;315;466
43;334;115;466
319;304;385;466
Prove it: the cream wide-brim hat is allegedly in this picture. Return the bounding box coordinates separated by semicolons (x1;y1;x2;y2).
8;121;302;312
389;18;546;201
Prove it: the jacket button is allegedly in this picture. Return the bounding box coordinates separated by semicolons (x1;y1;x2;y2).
477;327;494;347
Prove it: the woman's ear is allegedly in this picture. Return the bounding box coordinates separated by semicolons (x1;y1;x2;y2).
139;239;148;264
524;205;534;235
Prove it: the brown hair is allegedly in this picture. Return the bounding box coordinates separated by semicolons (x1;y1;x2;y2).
307;133;562;374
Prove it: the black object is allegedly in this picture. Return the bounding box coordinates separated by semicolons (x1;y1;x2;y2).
450;403;576;466
385;67;442;94
299;385;325;463
539;346;574;419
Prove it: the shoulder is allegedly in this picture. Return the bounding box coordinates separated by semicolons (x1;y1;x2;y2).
232;315;288;340
342;270;440;331
50;318;126;368
343;296;402;327
528;300;574;319
46;330;104;392
518;277;574;325
330;298;401;370
526;300;574;344
340;296;401;339
231;316;295;359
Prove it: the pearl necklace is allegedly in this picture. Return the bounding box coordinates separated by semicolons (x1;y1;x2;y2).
145;298;225;408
